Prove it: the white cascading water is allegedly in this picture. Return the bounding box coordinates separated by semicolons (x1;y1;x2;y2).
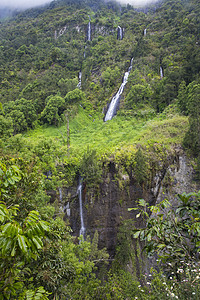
59;187;62;202
64;202;70;217
160;66;164;79
105;58;134;121
66;202;70;217
59;187;64;213
87;17;91;41
77;180;86;238
144;28;147;36
58;26;67;38
117;26;123;40
77;71;82;89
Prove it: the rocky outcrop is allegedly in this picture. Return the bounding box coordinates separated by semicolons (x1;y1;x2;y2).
59;148;197;260
156;152;198;207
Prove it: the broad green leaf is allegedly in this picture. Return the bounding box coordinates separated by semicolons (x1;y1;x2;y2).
2;223;18;238
136;213;141;218
32;237;43;250
25;290;35;300
1;239;12;255
133;231;141;238
128;207;138;211
18;235;27;253
38;221;49;232
138;199;147;207
157;244;166;249
11;243;16;256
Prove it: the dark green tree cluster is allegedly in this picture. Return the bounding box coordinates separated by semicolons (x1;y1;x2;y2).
177;80;200;156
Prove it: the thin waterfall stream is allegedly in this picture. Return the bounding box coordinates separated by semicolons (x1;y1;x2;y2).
87;16;91;41
77;71;82;89
160;66;164;79
59;187;62;202
77;180;86;238
117;26;123;40
105;58;134;121
59;187;64;213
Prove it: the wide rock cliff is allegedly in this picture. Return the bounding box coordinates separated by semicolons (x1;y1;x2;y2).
59;147;198;260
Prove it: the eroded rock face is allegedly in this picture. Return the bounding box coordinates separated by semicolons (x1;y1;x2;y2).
49;149;199;278
85;176;150;257
60;149;198;260
156;153;198;207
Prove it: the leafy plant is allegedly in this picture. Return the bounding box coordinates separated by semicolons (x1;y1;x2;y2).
130;191;200;273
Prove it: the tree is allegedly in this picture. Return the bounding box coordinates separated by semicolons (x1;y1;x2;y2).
183;82;200;156
0;204;50;299
0;115;13;137
131;191;200;273
79;147;102;189
177;81;188;115
125;84;152;109
15;98;37;128
41;95;65;125
101;66;120;88
7;110;27;134
57;78;78;97
0;162;50;299
64;88;86;105
134;148;147;184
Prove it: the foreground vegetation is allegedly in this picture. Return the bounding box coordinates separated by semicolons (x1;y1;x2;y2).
1;161;200;299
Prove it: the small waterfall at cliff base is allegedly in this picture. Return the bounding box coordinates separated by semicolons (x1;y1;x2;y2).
105;58;134;122
58;187;64;213
59;187;62;202
77;180;86;239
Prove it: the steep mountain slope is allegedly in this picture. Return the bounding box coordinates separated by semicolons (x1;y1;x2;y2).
0;0;199;241
0;0;199;123
0;0;200;299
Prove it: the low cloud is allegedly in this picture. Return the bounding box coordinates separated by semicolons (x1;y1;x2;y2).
0;0;160;10
0;0;51;9
116;0;159;7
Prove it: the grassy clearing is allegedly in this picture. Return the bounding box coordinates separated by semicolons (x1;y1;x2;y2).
24;107;188;157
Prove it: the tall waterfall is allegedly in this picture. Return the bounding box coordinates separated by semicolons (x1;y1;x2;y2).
160;66;164;79
78;180;86;238
105;58;134;122
87;17;91;41
117;26;123;40
144;28;147;36
77;71;82;89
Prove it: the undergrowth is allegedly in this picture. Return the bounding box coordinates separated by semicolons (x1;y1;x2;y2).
24;106;188;159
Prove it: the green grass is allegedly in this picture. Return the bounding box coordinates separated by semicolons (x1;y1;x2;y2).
24;107;188;158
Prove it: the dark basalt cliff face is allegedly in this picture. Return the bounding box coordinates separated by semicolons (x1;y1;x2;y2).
56;148;197;260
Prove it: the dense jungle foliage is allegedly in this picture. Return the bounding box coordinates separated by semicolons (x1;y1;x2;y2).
0;0;200;298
